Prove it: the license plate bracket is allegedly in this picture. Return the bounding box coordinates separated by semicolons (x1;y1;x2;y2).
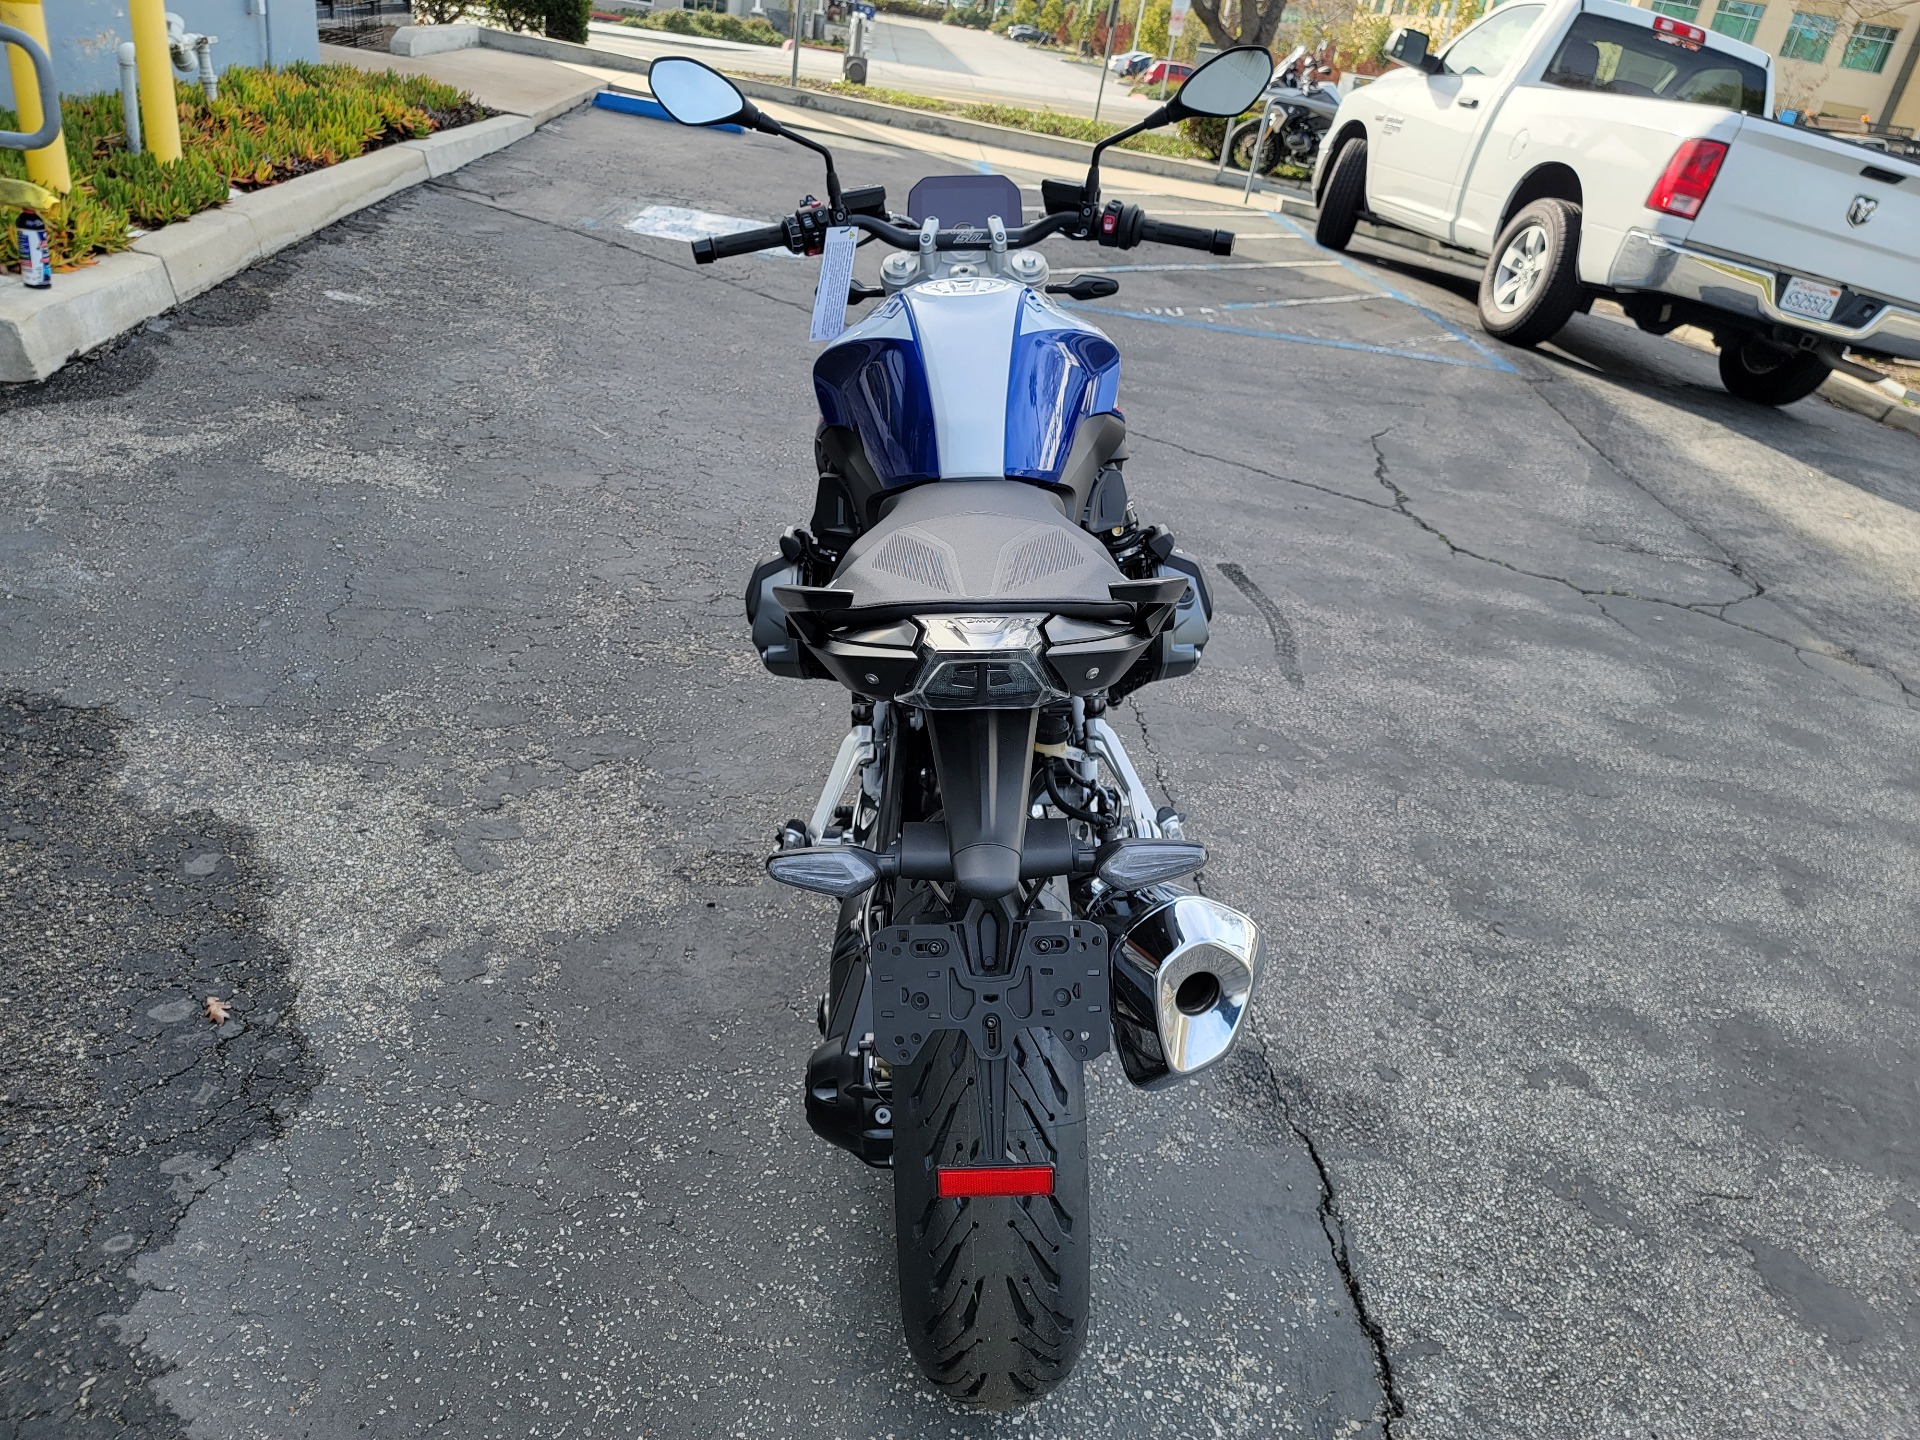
1779;275;1843;323
869;920;1110;1067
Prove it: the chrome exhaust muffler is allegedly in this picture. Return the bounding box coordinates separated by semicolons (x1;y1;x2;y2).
1093;888;1263;1090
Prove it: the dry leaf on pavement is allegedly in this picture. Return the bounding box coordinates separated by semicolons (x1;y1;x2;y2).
205;996;231;1024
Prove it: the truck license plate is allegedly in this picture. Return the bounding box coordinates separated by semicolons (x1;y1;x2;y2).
1779;276;1843;322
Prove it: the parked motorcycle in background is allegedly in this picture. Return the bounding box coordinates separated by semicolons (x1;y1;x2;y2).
650;47;1276;1406
1237;44;1339;174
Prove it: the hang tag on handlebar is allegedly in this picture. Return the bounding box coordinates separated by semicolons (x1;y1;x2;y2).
809;226;858;344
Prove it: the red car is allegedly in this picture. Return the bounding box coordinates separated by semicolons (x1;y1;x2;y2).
1135;60;1193;87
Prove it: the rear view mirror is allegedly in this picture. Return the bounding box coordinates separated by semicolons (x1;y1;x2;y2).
650;56;752;127
1169;46;1275;118
1385;27;1440;74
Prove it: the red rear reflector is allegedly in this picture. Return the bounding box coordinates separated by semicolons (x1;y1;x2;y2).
1652;13;1706;43
1646;138;1728;219
937;1165;1055;1198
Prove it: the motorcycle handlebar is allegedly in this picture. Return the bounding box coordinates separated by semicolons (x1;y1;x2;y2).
692;222;791;265
842;211;1078;251
1137;218;1235;257
690;205;1234;262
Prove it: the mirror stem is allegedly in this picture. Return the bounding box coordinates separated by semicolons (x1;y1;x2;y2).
1084;104;1168;211
757;111;846;218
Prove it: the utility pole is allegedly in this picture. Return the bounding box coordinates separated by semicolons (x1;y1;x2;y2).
1093;0;1119;121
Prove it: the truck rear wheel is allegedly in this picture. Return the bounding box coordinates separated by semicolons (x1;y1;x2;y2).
1477;199;1583;347
1717;336;1832;406
1314;138;1367;251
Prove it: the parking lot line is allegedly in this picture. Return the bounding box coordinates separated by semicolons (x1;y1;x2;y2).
1072;301;1509;369
1268;212;1518;374
1054;259;1346;274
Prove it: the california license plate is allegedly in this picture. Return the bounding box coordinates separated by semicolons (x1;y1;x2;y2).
1779;275;1843;322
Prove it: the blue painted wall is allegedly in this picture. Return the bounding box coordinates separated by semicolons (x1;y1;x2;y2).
2;0;319;108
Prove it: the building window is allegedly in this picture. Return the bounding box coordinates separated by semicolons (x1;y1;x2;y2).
1652;0;1702;18
1780;10;1837;61
1840;21;1898;70
1711;0;1764;42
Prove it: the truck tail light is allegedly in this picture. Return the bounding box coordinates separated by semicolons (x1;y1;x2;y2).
1652;13;1707;44
1646;138;1728;219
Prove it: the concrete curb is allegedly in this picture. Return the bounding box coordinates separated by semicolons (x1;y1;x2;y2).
1819;371;1920;436
1;114;541;385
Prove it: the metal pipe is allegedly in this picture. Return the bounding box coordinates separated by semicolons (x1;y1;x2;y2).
193;33;216;101
126;0;182;163
1092;0;1117;122
0;1;70;194
118;41;143;155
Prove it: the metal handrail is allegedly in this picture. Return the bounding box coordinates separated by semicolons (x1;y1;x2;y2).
0;23;60;152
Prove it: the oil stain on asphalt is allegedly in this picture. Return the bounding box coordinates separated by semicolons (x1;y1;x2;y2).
0;694;315;1436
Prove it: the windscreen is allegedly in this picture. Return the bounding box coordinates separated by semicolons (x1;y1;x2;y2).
1543;13;1767;115
907;175;1026;228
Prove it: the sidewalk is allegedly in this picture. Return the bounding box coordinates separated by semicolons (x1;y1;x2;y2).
319;42;603;124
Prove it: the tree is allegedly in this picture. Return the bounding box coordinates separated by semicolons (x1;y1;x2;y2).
1011;0;1041;23
1189;0;1290;51
1137;0;1169;54
1772;0;1908;123
1039;0;1067;35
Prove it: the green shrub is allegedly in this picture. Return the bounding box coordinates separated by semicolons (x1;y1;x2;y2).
943;3;992;25
545;0;591;41
412;0;471;21
876;0;947;16
620;8;785;43
1;65;479;269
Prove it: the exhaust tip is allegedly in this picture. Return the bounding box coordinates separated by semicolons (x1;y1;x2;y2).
1103;893;1262;1091
1173;969;1222;1016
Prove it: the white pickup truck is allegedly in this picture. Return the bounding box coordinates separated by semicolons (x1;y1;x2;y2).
1311;0;1920;404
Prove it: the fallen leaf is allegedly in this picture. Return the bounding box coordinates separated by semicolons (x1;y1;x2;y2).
205;996;231;1025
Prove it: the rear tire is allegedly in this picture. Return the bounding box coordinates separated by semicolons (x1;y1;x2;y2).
1718;335;1832;405
1477;198;1583;347
892;1020;1090;1406
1314;137;1367;250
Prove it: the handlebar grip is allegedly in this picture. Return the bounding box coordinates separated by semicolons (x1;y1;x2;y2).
1136;218;1234;257
692;222;791;264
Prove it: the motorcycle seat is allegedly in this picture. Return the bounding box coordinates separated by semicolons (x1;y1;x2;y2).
830;480;1128;615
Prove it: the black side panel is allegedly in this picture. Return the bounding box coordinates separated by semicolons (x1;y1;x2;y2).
926;709;1038;901
816;424;896;533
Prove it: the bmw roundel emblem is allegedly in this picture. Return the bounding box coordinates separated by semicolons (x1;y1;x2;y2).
1847;194;1879;227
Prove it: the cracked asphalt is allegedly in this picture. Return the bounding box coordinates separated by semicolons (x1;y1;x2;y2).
2;101;1917;1439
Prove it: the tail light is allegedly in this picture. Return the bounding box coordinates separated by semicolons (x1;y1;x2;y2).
1646;138;1728;219
937;1165;1055;1198
1652;14;1707;45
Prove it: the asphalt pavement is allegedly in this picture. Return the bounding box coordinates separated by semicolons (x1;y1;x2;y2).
2;100;1917;1440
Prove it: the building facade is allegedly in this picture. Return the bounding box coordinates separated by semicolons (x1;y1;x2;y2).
1;0;320;108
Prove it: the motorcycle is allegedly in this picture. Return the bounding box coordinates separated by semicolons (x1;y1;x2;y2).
1237;44;1339;174
650;47;1275;1406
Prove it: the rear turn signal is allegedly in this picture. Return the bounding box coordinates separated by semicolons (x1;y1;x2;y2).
1647;138;1728;219
936;1165;1055;1198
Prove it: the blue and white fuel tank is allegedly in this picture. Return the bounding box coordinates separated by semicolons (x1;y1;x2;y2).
812;277;1121;489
